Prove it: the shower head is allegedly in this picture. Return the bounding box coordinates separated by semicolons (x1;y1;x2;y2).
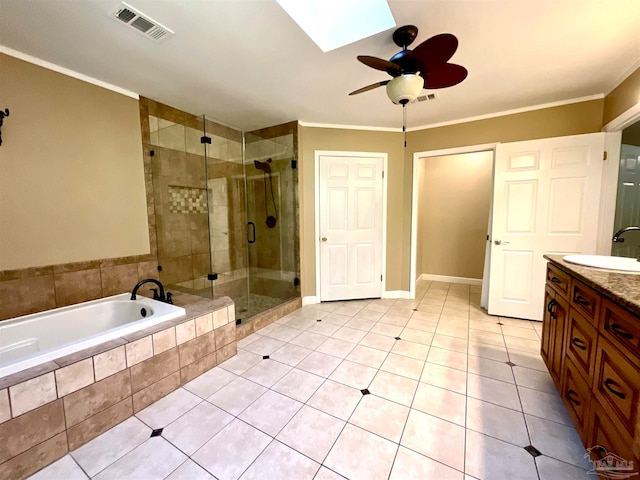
254;159;272;174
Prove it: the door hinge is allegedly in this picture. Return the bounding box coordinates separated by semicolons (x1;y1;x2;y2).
603;151;607;161
381;275;383;282
291;159;297;169
201;136;212;144
382;171;385;178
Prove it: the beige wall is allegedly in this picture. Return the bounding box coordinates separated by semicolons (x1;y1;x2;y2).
299;99;605;296
418;152;493;279
298;126;403;296
603;66;640;126
0;54;149;270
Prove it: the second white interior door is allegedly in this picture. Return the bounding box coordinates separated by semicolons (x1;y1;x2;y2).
318;154;384;301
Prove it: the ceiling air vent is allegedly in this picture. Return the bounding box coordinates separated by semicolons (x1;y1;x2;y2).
414;92;439;103
111;2;174;42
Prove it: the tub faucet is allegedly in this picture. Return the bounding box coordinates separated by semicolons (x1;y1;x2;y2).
612;226;640;261
130;279;173;304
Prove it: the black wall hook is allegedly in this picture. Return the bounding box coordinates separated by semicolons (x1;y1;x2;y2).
0;109;10;146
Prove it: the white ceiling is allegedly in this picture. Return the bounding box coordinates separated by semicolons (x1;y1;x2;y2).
1;0;639;131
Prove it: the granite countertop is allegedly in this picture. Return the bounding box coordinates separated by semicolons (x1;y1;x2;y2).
544;254;640;317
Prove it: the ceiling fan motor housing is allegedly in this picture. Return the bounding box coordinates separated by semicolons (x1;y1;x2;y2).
386;74;424;104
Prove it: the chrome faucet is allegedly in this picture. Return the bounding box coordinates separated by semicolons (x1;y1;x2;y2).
130;278;173;304
612;226;640;261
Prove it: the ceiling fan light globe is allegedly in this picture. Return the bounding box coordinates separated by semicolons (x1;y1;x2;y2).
386;74;423;105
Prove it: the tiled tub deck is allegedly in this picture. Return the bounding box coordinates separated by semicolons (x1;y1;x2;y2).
0;292;238;480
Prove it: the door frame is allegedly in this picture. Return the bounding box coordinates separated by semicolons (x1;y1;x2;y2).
409;143;498;299
314;150;388;302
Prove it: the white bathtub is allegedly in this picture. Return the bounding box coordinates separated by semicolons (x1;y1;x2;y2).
0;293;186;378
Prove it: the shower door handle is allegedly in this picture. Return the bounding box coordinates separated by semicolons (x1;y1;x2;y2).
247;222;256;244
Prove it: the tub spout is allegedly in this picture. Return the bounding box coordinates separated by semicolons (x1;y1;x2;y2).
131;279;170;303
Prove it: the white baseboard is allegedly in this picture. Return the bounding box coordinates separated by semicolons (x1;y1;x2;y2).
382;290;411;299
302;296;319;306
419;274;483;286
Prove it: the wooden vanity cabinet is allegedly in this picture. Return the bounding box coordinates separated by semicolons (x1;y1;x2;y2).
543;262;640;466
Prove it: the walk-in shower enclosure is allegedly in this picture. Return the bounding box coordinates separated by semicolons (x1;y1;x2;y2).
147;112;299;322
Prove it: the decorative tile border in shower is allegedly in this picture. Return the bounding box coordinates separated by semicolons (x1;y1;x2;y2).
168;186;208;214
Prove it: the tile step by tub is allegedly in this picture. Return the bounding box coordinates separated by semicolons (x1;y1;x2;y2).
0;295;237;480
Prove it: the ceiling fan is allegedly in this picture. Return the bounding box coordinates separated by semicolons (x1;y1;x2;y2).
350;25;468;105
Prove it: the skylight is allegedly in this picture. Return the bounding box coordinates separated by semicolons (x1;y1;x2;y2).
276;0;396;52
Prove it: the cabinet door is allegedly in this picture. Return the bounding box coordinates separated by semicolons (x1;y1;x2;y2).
541;284;556;370
550;293;569;388
565;307;598;381
561;356;591;443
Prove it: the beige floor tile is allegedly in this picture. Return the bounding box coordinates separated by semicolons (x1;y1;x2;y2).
243;336;286;356
272;368;324;403
370;322;404;337
296;351;342;377
369;370;418;406
322;313;352;326
519;386;572;425
29;455;88;480
427;347;468;371
464;430;538;480
192;419;271;480
307;322;342;337
378;314;410;327
316;338;356;359
412;383;466;426
324;424;398;480
93;437;186;480
468;330;505;346
314;467;347;479
467;341;509;362
525;414;592;468
262;325;303;342
344;317;376;332
136;388;202;429
380;353;425;380
71;417;151;477
276;405;345;463
207;377;267;416
307;380;363;421
345;345;389;368
389;447;463;480
508;350;548;372
535;455;592;480
466;373;521;411
269;343;312;367
349;394;409;442
218;350;263;375
239;440;320;479
332;326;368;343
359;332;396;351
401;409;465;471
239;390;302;436
165;459;215;480
391;340;429;360
420;363;467;394
399;328;434;345
467;355;514;383
466;397;529;446
241;359;292;388
184;367;238;398
431;334;468;353
512;366;557;394
329;360;378;390
163;402;233;455
289;331;328;349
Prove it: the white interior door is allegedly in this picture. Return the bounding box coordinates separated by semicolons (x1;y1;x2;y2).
488;133;605;320
319;154;384;301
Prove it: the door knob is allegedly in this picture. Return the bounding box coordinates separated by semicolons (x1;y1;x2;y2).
494;240;510;245
321;237;328;242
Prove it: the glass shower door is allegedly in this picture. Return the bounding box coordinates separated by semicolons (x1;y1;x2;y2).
243;126;299;318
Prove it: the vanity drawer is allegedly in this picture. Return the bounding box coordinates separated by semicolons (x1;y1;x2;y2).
570;279;600;326
546;264;570;297
593;336;640;439
600;299;640;364
587;401;638;470
561;356;591;442
565;308;598;381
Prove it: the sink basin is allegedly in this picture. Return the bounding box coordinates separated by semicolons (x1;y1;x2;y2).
563;254;640;272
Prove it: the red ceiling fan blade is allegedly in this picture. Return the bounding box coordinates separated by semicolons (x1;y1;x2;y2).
357;55;401;73
349;80;390;96
422;63;468;89
409;33;459;67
